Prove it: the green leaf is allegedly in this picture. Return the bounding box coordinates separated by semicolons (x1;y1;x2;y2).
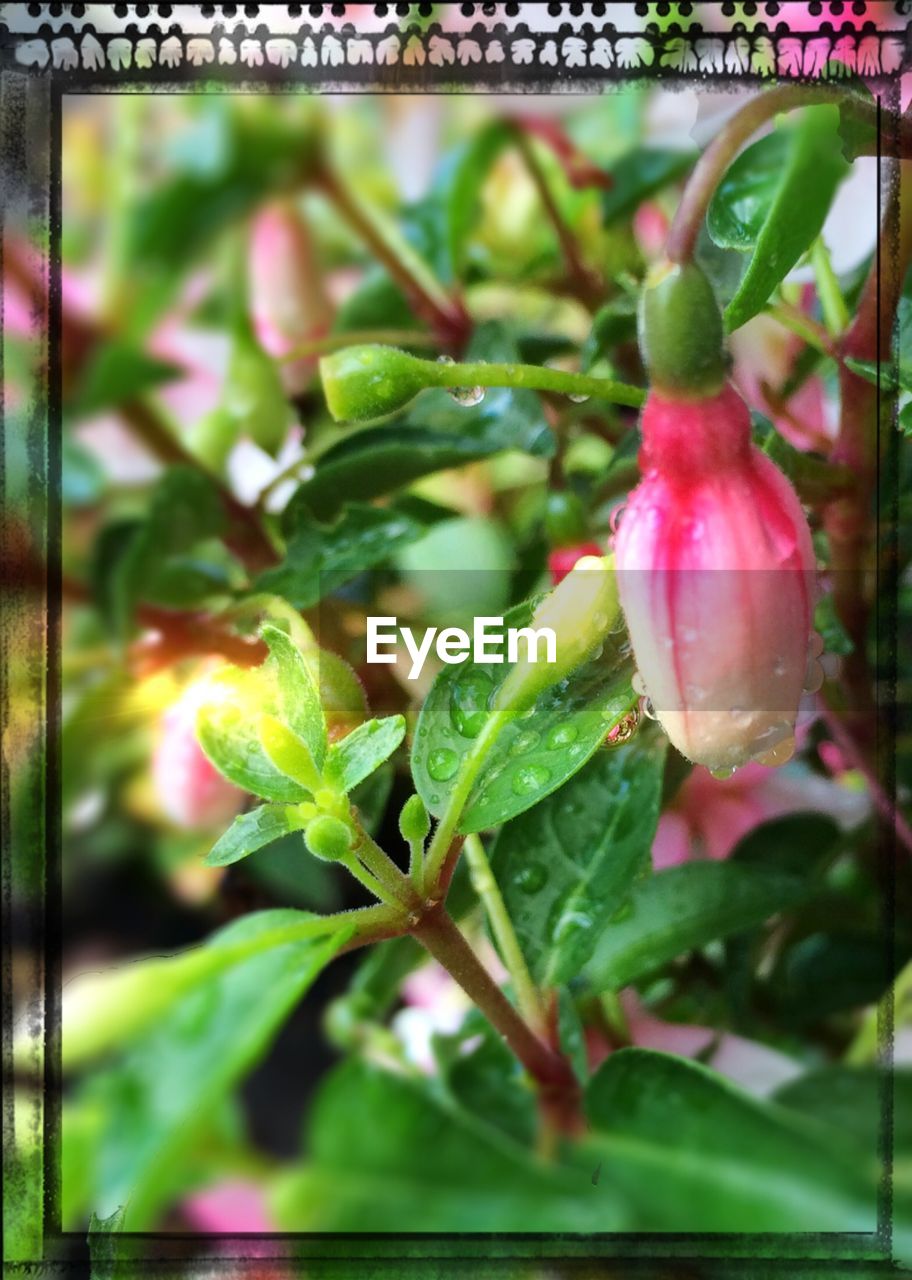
99;467;227;636
324;716;406;794
600;147;696;224
285;322;554;522
585;1048;875;1231
708;107;850;332
403;120;513;283
581;861;808;993
68;340;183;418
127;104;317;269
82;911;351;1228
271;1057;625;1232
434;1011;537;1148
203;803;307;868
196;666;311;804
492;734;666;986
261;624;326;771
845;355;912;394
62;909;345;1070
257;498;442;609
411;606;635;831
775;1065;912;1156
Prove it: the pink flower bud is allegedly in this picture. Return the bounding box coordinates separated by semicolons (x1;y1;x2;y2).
249;201;333;395
614;383;816;772
548;541;603;585
152;676;246;830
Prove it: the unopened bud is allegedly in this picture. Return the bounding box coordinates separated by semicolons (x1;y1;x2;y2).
399;794;430;846
319;345;432;423
638;260;726;398
304;814;354;862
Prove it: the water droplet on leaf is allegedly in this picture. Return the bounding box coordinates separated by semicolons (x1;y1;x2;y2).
512;764;551;796
427;747;459;781
514;862;548;894
546;723;578;749
450;671;493;739
510;729;541;755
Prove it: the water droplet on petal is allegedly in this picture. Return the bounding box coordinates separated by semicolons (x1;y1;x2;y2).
512;764;551;796
641;697;658;721
753;734;796;767
610;504;627;535
427;747;459;781
730;706;754;729
808;632;825;658
710;765;737;780
803;658;824;694
773;656;787;677
631;670;647;697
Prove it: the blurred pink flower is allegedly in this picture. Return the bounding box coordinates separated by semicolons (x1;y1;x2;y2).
152;670;246;830
182;1178;273;1233
652;757;868;870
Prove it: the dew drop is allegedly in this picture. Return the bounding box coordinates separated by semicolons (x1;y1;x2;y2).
772;656;787;678
684;682;706;705
631;670;647;697
710;765;737;780
514;862;548;895
641;697;658;722
604;706;641;746
803;658;824;694
436;355;455;365
511;763;552;796
553;910;594;946
610;504;628;535
568;391;590;404
450;671;493;739
729;706;755;729
808;632;825;659
753;733;796;768
427;747;459;782
510;729;541;756
546;723;578;750
448;385;486;407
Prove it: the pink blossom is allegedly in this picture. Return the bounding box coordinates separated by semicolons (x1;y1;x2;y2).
548;541;603;585
182;1178;274;1233
615;383;816;771
652;758;869;869
152;671;246;830
248;201;333;395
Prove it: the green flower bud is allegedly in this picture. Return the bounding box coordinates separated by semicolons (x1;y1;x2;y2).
224;334;291;455
319;345;432;423
323;992;375;1049
495;554;619;719
398;794;430;846
544;491;589;549
304;813;354;862
638;260;727;398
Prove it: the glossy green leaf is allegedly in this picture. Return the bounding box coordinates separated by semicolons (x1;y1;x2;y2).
581;861;808;993
203;803;307;868
261;624;326;770
411;605;635;831
708;107;850;332
257;498;444;609
83;911;351;1228
775;1065;912;1156
68;341;182;418
434;1011;537;1148
196;665;311;804
271;1057;624;1232
600;146;696;224
285;322;553;523
492;734;666;986
324;716;406;795
585;1048;875;1232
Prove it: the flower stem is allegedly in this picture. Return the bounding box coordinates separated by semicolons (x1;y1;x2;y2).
351;828;421;912
666;85;847;265
426;358;645;409
463;833;545;1034
411;905;577;1095
340;853;398;905
315;163;470;349
423;709;508;893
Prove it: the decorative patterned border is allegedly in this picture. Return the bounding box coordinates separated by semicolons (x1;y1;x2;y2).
0;2;910;82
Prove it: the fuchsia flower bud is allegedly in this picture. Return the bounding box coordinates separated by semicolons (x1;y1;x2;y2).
614;262;816;773
153;674;246;830
249;200;333;395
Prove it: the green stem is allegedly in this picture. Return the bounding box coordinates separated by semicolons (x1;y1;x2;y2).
352;828;421;911
428;359;645;409
281;328;436;364
666;85;848;264
316;163;469;347
463;833;545;1034
407;837;425;892
810;237;850;337
423;709;508;893
767;300;839;361
340;852;397;905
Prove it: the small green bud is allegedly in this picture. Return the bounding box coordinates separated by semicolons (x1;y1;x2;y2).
258;715;322;792
224;335;291;455
563;432;614;478
304;814;354;862
496;554;619;719
638;260;727;398
399;794;430;846
544;491;589;549
319;345;432;423
323;992;375;1049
